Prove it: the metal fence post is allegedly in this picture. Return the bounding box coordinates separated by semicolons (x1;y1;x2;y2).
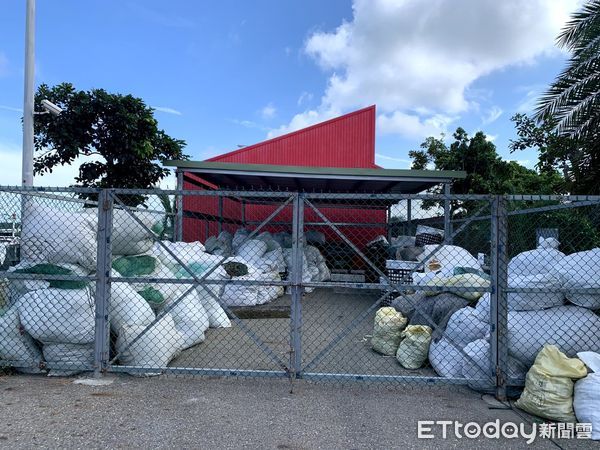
175;170;183;242
444;183;452;243
94;189;113;376
290;193;304;380
490;195;508;401
218;196;224;234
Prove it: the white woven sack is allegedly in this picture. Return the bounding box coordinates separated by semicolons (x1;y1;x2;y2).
444;307;489;350
166;288;209;350
0;306;43;371
116;314;183;374
19;288;95;344
558;249;600;309
508;306;600;366
429;338;466;378
43;342;93;377
21;202;97;270
110;282;155;333
508;248;565;277
507;273;564;311
419;245;479;272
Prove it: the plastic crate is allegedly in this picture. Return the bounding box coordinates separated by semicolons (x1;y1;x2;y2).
384;260;423;285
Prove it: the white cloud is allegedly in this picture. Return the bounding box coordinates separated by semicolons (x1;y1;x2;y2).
152;106;182;116
375;153;411;165
486;134;498;142
509;158;534;168
377;111;456;138
272;0;578;138
267;108;339;138
516;86;545;113
482;106;503;125
0;105;22;113
231;118;268;131
0;141;105;187
260;103;276;119
297;91;313;106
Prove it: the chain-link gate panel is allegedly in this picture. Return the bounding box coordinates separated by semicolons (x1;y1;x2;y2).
502;195;600;389
298;193;499;389
3;185;597;392
0;187;103;376
106;189;296;378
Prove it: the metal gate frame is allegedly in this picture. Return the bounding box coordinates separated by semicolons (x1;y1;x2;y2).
293;193;499;390
2;186;600;401
100;188;297;379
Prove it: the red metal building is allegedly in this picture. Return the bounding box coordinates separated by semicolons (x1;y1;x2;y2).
206;105;377;168
179;106;386;244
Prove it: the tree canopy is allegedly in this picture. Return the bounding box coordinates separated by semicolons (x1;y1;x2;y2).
409;128;564;215
535;0;600;139
510;113;600;194
519;1;600;194
34;83;188;204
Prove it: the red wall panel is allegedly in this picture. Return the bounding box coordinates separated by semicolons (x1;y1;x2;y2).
208;106;377;169
182;105;387;249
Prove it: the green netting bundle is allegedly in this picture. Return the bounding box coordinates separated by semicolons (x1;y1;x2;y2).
112;255;158;277
13;263;88;289
137;286;165;309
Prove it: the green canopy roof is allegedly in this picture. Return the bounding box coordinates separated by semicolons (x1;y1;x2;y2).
164;160;466;194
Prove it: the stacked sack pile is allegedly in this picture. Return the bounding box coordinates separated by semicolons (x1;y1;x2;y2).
203;228;331;302
0;202;334;376
389;237;600;393
515;345;600;440
0;202;232;376
371;307;433;370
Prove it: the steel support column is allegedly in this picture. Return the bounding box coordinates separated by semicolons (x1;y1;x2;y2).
290;193;304;379
407;199;412;235
93;190;113;376
218;196;224;234
175;170;183;242
490;196;508;401
444;183;452;243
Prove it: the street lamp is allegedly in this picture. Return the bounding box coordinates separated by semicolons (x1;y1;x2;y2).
21;0;35;187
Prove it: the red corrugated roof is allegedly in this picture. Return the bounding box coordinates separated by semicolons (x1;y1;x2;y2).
207;105;377;169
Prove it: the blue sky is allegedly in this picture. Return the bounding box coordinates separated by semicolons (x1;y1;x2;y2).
0;0;581;186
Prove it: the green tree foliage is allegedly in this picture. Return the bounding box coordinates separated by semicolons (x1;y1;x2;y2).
33;83;188;204
510;113;600;194
524;1;600;195
408;128;600;256
536;0;600;139
409;128;564;215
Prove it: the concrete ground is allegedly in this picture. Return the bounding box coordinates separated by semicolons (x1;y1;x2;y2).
173;288;437;378
0;374;597;449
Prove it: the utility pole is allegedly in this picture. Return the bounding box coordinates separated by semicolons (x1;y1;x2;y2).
22;0;35;186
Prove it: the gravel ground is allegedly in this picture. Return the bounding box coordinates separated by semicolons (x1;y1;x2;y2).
0;374;597;449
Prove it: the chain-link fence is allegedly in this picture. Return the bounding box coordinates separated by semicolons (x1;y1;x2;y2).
0;187;598;399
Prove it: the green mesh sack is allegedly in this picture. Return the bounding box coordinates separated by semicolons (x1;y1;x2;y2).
112;255;158;277
13;263;88;289
137;286;165;309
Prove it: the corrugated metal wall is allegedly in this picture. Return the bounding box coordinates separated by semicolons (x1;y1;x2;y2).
182;105;387;249
207;106;377;168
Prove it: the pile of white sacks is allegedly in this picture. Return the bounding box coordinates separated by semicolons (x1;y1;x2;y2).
203;228;331;299
0;202;331;376
425;238;600;392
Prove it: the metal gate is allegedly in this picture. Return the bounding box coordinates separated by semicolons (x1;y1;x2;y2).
105;189;297;379
1;186;599;399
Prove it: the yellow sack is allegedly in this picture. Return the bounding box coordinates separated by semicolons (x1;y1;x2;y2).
516;344;587;423
396;325;432;369
423;274;490;301
372;307;407;356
